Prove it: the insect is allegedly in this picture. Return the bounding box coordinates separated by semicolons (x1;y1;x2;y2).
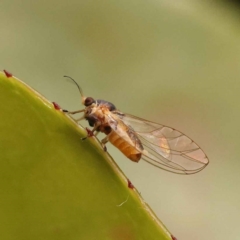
63;76;209;175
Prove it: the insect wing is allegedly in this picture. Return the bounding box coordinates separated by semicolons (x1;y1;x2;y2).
113;113;209;174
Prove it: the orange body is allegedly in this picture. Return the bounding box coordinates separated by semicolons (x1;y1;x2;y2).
108;130;142;162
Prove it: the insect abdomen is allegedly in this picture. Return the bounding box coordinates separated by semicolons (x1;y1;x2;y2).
108;131;142;162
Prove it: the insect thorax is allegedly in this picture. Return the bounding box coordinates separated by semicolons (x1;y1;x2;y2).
85;99;116;134
96;99;116;111
84;99;143;152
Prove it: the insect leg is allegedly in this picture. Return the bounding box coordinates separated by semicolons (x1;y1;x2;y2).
81;122;101;140
64;109;85;123
63;109;85;115
101;136;109;151
94;131;100;137
75;116;85;122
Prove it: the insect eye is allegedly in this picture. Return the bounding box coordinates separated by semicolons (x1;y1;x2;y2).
84;97;95;106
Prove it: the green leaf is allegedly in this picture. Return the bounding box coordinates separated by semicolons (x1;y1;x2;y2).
0;71;173;240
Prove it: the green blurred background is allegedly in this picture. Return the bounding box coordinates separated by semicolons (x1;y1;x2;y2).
1;1;240;239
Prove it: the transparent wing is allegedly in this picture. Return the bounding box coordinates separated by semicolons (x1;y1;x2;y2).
111;112;209;175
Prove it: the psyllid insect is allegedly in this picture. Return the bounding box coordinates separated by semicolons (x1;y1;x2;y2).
63;76;209;175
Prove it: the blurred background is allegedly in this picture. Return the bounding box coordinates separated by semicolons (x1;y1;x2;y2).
1;1;240;239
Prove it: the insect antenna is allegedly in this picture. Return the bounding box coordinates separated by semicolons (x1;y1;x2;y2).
64;75;86;104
